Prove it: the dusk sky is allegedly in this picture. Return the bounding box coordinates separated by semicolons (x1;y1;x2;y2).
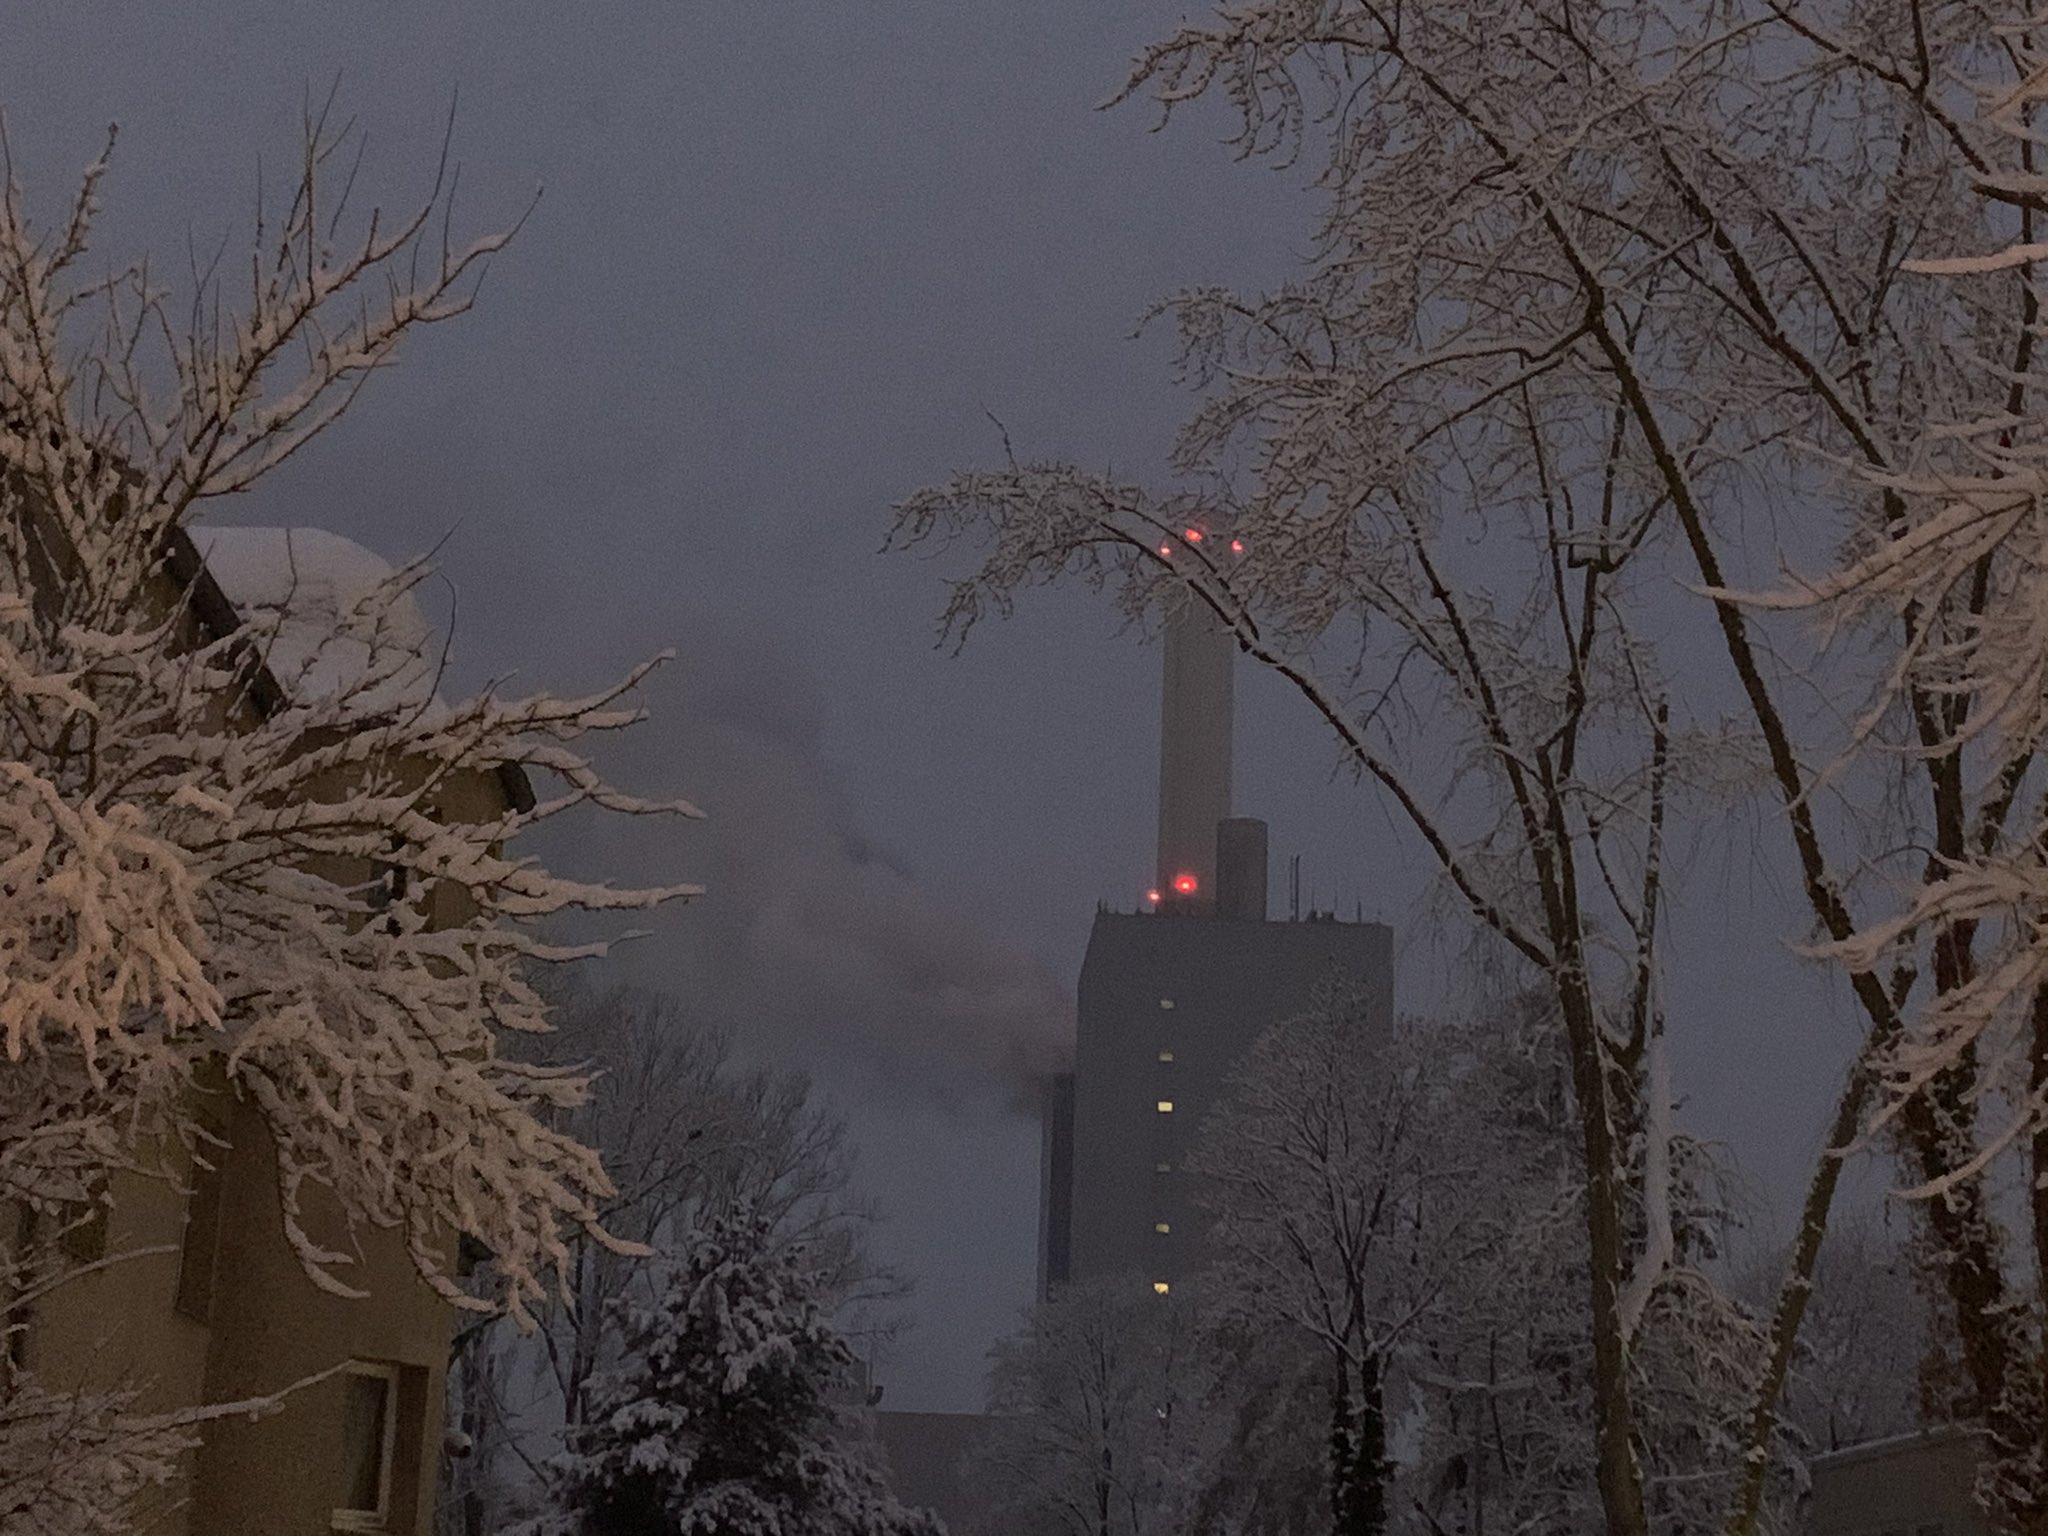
4;3;1880;1410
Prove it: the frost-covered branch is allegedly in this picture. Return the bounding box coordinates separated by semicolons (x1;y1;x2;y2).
0;111;697;1347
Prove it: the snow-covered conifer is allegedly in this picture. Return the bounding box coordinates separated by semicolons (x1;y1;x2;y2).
529;1213;938;1536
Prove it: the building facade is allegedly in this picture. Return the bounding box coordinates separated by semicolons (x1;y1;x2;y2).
28;1096;464;1535
1038;603;1394;1297
18;527;522;1534
1047;899;1391;1294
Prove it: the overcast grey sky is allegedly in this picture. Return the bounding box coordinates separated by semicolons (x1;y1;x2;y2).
5;2;1878;1410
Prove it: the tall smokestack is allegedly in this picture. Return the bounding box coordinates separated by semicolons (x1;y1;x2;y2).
1156;603;1233;912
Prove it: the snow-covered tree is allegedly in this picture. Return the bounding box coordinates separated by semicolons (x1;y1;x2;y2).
1403;1000;1762;1536
1184;1327;1328;1536
0;104;695;1313
523;1212;937;1536
1188;986;1763;1536
1744;39;2048;1521
442;981;896;1534
0;102;696;1531
893;5;2048;1530
976;1277;1219;1536
1187;987;1471;1536
1736;1209;1936;1462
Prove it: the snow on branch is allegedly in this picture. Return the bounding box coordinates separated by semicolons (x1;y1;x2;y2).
0;111;697;1332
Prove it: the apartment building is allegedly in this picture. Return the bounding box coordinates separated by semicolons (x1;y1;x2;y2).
18;526;525;1535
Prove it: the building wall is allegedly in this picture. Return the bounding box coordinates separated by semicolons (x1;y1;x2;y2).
1057;909;1393;1292
24;762;516;1533
1807;1429;1989;1536
186;1094;450;1536
23;1102;452;1536
1036;1074;1075;1296
23;1157;214;1536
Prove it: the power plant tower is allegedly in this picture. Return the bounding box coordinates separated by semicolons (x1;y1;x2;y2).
1154;604;1234;912
1037;602;1393;1299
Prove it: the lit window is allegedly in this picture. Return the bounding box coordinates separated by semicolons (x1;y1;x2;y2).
1154;1222;1171;1234
1157;1050;1174;1062
1158;999;1174;1010
1153;1281;1170;1295
334;1363;400;1531
1156;1100;1174;1113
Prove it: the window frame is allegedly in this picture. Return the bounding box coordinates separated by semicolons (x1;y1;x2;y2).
332;1361;402;1532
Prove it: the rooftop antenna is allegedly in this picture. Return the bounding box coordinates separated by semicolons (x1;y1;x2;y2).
1290;854;1301;922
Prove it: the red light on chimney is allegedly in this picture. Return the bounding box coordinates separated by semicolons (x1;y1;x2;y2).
1183;527;1204;543
1172;872;1199;895
1157;542;1173;559
1230;537;1245;555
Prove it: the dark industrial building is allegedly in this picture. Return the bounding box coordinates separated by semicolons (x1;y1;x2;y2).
883;606;1395;1530
1037;604;1393;1297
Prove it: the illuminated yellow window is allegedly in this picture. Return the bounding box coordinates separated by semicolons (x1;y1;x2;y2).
1152;1281;1170;1295
1156;1100;1174;1113
1154;1222;1171;1235
1157;1050;1175;1062
1158;999;1175;1010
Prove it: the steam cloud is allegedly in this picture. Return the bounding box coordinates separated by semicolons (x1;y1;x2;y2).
536;619;1075;1109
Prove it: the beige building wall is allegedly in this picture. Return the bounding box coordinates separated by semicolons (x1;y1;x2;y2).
22;756;523;1534
23;1158;214;1536
188;1095;451;1536
7;517;537;1533
28;1101;454;1536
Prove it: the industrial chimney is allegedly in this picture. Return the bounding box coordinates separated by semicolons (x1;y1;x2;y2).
1156;602;1233;913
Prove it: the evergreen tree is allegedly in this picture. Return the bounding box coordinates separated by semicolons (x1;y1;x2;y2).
532;1214;939;1536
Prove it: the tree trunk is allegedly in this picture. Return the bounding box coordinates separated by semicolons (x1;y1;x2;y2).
1330;1351;1390;1536
1549;935;1651;1536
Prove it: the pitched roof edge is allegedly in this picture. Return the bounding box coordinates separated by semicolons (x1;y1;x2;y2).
166;525;538;815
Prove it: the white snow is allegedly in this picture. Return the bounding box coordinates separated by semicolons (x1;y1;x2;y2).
192;526;444;716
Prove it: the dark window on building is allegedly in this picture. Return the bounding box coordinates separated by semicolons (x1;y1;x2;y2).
336;1363;400;1529
335;1361;428;1532
59;1193;107;1266
172;1132;226;1323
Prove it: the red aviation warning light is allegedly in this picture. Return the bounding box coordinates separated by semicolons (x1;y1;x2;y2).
1229;537;1244;555
1157;542;1173;559
1183;527;1204;544
1145;887;1162;907
1172;872;1199;896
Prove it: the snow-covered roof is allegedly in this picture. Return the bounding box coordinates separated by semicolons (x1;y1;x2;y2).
192;525;443;717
